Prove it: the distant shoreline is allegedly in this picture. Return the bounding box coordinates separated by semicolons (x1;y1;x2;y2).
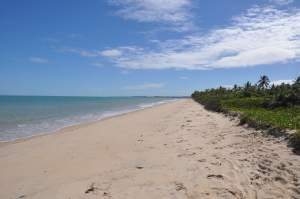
0;94;190;98
0;98;183;145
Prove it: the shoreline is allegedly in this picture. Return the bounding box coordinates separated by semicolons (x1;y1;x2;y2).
0;99;299;199
0;99;183;146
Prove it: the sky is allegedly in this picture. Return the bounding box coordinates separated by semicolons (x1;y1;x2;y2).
0;0;300;96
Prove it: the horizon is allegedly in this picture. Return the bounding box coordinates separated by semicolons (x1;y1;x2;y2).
0;74;297;97
1;0;300;96
0;94;189;97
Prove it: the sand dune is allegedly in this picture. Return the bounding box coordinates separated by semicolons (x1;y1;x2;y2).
0;99;299;199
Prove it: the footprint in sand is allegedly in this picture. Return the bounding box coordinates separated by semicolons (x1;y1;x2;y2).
212;187;244;199
137;134;144;142
177;152;196;158
85;183;98;194
84;182;112;198
207;174;224;180
214;146;223;150
274;176;288;184
174;182;187;192
211;161;222;166
176;137;188;143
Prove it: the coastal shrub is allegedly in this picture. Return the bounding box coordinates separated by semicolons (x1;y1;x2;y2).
239;113;270;130
233;107;300;130
239;114;249;125
203;98;223;112
221;97;266;109
191;75;300;151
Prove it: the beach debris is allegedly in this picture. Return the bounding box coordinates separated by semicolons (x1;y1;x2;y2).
135;166;144;169
85;183;97;194
17;195;26;198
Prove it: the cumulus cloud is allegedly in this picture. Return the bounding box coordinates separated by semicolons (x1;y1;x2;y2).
29;57;49;64
100;6;300;70
108;0;194;31
123;82;165;90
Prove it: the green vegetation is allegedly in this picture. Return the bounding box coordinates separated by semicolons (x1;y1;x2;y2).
191;75;300;149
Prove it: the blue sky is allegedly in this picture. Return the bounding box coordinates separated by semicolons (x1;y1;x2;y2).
0;0;299;96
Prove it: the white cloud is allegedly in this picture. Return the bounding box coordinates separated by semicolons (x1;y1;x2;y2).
100;6;300;70
123;82;165;90
29;57;49;64
100;49;123;57
269;0;294;5
271;79;294;85
108;0;194;31
60;46;143;59
59;47;102;57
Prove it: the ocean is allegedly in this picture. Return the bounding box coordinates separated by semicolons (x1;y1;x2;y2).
0;96;179;141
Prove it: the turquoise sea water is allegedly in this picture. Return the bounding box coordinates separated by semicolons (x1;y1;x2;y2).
0;96;178;141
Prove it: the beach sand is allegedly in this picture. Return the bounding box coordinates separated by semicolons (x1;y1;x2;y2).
0;99;299;199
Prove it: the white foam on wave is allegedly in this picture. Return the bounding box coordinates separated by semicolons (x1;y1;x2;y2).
137;99;178;109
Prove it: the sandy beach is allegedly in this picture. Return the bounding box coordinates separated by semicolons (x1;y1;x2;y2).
0;99;299;199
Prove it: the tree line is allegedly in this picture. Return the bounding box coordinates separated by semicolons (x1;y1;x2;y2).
192;75;300;108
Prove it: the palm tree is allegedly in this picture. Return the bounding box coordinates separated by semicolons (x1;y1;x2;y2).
295;76;300;85
244;81;251;90
233;84;238;91
242;81;252;97
258;75;270;89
